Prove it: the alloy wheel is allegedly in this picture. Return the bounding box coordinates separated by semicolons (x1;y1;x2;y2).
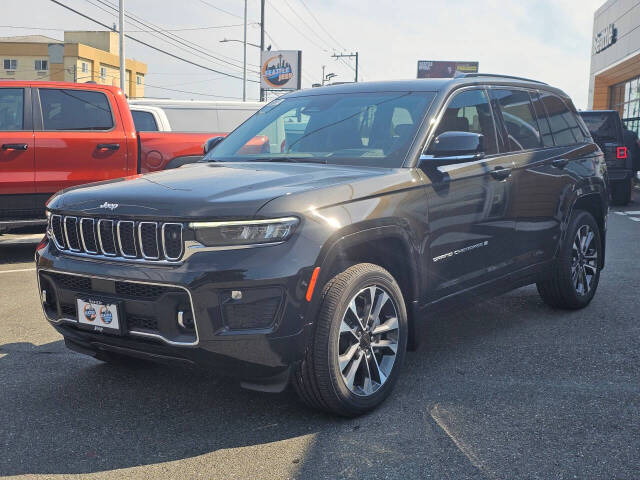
337;285;399;396
571;224;598;296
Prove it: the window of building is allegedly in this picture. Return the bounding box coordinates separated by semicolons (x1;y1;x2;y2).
610;76;640;137
490;89;542;151
39;89;113;131
136;74;143;85
35;59;48;71
0;88;24;131
81;62;89;74
3;59;17;71
100;66;107;81
131;110;158;131
539;92;584;146
432;89;498;155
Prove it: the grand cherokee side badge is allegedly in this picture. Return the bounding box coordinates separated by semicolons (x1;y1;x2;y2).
433;241;489;263
99;202;119;210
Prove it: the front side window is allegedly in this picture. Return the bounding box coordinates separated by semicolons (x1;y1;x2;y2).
206;91;436;167
539;93;583;146
4;59;17;71
491;89;541;151
433;89;498;155
131;110;158;131
35;59;48;71
0;88;24;131
40;89;113;131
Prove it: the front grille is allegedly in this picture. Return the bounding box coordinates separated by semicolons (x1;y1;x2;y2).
49;272;92;291
50;214;184;262
115;282;173;300
127;316;159;332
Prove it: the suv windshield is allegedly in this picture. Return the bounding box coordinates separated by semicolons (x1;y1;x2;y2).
205;91;436;167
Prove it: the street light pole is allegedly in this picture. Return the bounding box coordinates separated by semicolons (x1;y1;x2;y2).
242;0;247;102
118;0;126;94
260;0;265;102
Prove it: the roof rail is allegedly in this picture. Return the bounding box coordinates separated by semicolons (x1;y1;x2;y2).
454;73;548;85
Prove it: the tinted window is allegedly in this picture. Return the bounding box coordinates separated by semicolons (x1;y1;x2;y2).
40;89;113;131
579;112;618;144
531;92;554;147
491;89;541;151
434;89;497;155
131;110;159;131
0;88;24;131
207;91;435;168
539;93;584;146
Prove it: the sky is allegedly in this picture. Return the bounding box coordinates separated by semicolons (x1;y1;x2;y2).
2;0;605;108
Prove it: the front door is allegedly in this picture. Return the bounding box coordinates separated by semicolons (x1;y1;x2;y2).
34;87;128;194
422;88;517;300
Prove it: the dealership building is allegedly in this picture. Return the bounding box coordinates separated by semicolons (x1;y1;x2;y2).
588;0;640;134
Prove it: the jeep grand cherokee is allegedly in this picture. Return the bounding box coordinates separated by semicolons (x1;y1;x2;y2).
36;74;608;416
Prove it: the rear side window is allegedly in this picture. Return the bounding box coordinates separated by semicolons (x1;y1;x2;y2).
530;92;554;147
434;89;498;155
539;92;584;146
131;110;159;131
0;88;24;131
490;89;541;151
39;89;113;131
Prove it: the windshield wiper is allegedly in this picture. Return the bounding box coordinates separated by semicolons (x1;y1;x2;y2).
251;156;327;164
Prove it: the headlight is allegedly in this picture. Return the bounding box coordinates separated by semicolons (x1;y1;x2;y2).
188;217;299;247
45;210;52;239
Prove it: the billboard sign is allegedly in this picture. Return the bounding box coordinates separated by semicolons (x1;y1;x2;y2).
417;61;479;78
260;50;302;90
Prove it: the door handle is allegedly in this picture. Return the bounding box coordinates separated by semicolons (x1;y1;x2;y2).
2;143;28;151
96;143;120;151
552;158;569;169
490;167;511;181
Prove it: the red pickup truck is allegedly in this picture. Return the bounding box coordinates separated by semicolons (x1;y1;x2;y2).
0;81;231;233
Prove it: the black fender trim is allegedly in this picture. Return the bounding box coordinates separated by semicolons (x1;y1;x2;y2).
164;155;203;169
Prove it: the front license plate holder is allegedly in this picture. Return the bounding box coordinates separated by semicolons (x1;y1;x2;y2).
76;298;123;335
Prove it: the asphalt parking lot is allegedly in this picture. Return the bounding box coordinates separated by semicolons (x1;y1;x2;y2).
1;193;639;480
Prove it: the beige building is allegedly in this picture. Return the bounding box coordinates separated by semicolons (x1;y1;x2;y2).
0;31;147;97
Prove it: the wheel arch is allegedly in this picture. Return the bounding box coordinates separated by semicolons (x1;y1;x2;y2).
567;191;608;269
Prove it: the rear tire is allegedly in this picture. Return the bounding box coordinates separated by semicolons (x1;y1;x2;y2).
611;178;632;206
537;210;602;309
293;263;408;417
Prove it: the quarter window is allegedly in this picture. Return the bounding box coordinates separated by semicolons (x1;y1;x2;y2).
39;89;113;131
491;89;541;151
530;92;554;147
0;88;24;131
433;89;498;155
131;110;158;131
539;93;584;146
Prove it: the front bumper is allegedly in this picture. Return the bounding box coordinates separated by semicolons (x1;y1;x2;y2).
36;238;318;383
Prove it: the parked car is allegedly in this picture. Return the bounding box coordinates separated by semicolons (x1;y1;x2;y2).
579;110;636;205
37;74;608;416
0;81;225;234
128;99;262;132
129;104;171;131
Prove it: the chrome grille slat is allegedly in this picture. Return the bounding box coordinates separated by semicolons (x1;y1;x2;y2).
51;216;184;263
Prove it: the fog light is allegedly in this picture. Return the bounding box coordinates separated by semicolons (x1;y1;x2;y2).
41;289;47;304
231;290;242;300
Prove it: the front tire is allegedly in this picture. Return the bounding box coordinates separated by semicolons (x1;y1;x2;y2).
537;210;602;309
293;263;408;417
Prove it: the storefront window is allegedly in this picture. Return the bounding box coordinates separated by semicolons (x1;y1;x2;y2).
610;76;640;136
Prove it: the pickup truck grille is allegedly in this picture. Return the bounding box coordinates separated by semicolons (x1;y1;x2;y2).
50;215;184;262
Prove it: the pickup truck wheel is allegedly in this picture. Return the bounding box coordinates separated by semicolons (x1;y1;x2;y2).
611;178;632;206
293;263;407;417
537;210;602;309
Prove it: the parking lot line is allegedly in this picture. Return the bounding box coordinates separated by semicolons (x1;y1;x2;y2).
0;268;36;274
629;217;640;222
624;211;640;215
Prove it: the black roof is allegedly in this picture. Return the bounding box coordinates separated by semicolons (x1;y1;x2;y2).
287;74;568;99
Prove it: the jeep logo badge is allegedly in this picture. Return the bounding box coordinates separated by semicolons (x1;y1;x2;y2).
99;202;118;210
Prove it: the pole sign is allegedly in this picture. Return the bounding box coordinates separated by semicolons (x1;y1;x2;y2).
260;50;302;90
593;23;617;54
417;61;479;78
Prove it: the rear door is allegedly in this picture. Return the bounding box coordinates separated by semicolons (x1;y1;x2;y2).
0;86;40;219
423;87;518;299
34;87;128;194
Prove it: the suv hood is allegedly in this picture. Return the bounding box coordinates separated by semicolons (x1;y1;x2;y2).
48;162;390;219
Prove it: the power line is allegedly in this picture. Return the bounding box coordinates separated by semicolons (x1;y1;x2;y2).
266;0;328;53
196;0;243;20
49;0;260;83
296;0;347;52
0;23;249;32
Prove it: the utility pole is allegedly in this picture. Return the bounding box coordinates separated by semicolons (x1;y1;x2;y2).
260;0;265;101
118;0;126;94
332;52;359;82
242;0;247;102
321;65;325;86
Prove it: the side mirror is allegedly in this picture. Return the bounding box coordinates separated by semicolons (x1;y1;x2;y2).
422;131;485;166
203;136;224;154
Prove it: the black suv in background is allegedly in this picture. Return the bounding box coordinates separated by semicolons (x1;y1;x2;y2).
579;110;638;205
37;74;608;416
